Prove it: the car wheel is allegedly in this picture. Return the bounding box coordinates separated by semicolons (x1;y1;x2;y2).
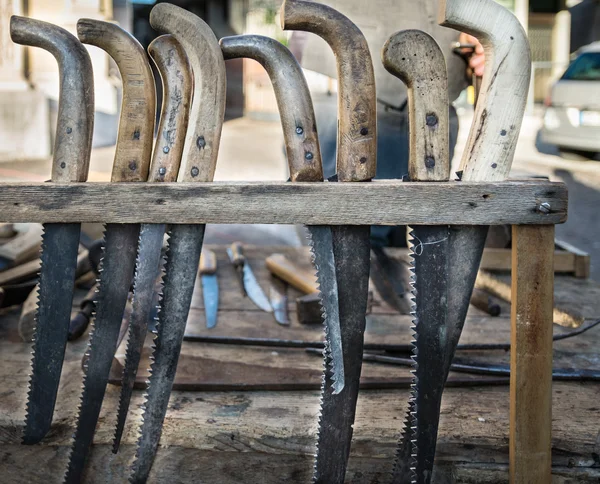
558;148;596;161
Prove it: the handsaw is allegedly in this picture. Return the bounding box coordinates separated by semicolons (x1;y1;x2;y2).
112;34;192;454
220;33;345;393
64;19;156;483
387;0;532;480
10;16;95;445
129;4;226;482
281;1;376;482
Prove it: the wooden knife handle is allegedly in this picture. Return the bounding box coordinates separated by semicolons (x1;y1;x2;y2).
200;250;217;276
382;30;450;182
439;0;531;182
10;16;94;183
265;253;318;295
150;3;226;183
148;35;193;183
220;35;323;183
281;0;376;183
229;242;246;267
77;19;156;183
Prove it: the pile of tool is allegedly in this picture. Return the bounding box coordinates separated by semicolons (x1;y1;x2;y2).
5;0;560;482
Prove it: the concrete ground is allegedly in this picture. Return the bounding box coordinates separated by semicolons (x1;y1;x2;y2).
1;107;598;279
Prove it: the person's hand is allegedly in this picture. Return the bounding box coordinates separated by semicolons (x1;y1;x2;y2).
459;32;485;77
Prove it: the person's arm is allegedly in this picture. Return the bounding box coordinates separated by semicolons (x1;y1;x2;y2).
458;32;485;76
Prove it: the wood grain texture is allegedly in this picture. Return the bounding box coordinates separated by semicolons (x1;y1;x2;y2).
0;181;567;225
281;0;376;182
439;0;531;182
10;16;94;183
148;35;192;183
150;3;226;183
77;19;156;183
220;35;323;182
0;223;43;264
382;30;450;182
510;225;554;483
265;253;318;295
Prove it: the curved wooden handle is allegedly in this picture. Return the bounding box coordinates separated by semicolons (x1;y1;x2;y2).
220;35;323;183
439;0;531;182
150;3;226;183
77;19;156;183
148;35;192;183
200;249;217;275
382;30;449;182
229;242;245;267
265;253;318;295
281;0;376;183
11;16;94;183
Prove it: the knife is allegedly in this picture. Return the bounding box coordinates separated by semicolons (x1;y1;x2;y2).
10;16;94;445
227;242;273;313
200;249;219;329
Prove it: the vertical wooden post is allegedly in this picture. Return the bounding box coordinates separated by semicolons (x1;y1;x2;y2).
510;224;554;483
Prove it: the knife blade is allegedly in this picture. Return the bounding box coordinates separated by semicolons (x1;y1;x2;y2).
10;16;95;446
200;249;219;329
64;19;156;483
227;242;273;313
281;1;377;481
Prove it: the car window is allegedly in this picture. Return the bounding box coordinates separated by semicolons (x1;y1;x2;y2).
562;52;600;81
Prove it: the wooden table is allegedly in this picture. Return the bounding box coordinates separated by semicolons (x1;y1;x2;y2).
1;245;599;483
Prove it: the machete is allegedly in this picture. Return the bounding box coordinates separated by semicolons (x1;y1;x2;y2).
129;4;226;482
220;33;344;392
112;34;192;454
382;30;451;483
281;1;376;481
387;0;532;479
64;19;156;483
227;241;273;313
10;16;94;445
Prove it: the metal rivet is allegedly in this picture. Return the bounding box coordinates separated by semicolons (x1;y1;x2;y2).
133;130;140;140
158;167;167;176
500;129;507;136
305;152;313;161
360;127;369;136
191;166;200;177
296;127;304;135
129;161;137;171
163;146;170;154
196;136;206;149
491;163;498;169
538;202;551;214
60;162;66;169
66;127;72;134
426;114;438;127
425;156;435;169
360;157;367;164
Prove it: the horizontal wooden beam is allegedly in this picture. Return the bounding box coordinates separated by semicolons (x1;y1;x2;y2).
0;181;567;225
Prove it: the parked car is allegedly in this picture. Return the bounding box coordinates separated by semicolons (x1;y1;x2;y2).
541;42;600;159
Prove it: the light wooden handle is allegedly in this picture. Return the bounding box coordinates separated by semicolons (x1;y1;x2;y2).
281;0;376;183
382;30;450;182
150;3;226;183
265;253;318;295
220;35;323;183
148;35;192;183
11;16;94;183
200;249;217;275
439;0;531;182
229;242;245;267
77;19;156;183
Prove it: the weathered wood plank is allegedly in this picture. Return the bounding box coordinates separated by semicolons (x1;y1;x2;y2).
0;181;567;225
510;225;555;483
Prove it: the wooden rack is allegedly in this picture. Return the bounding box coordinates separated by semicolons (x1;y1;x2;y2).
1;178;568;482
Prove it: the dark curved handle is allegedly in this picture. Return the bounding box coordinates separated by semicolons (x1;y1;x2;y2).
221;35;323;182
281;0;376;183
11;16;94;183
78;19;156;183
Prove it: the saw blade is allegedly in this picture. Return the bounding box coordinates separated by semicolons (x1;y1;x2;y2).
64;223;140;484
313;225;371;484
306;225;344;395
23;223;81;445
392;225;450;484
130;223;205;484
112;223;167;453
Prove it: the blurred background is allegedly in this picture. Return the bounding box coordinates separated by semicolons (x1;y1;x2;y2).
0;0;598;275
